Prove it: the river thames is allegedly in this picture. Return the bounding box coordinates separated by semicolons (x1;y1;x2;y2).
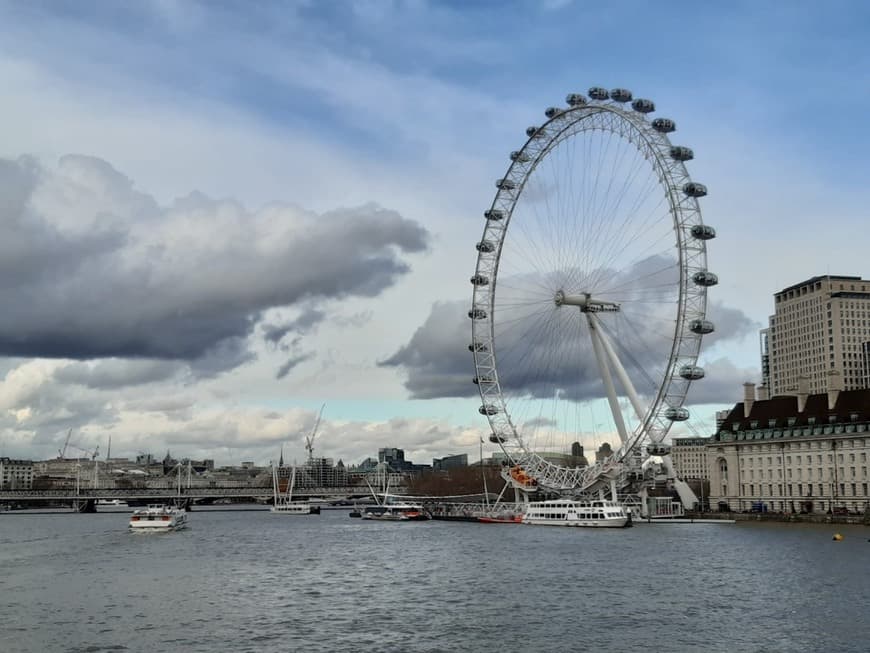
1;507;869;652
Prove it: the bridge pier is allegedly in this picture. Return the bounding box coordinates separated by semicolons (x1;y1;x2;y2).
73;499;97;513
171;497;193;511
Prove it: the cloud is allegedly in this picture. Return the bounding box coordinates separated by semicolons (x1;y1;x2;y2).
0;155;430;370
686;357;760;406
379;300;472;399
704;301;760;348
262;307;327;345
276;352;316;380
0;359;488;464
384;256;758;407
53;359;184;389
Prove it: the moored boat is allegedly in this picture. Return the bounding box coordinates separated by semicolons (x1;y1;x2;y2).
270;464;319;516
478;513;523;524
97;499;128;507
362;503;430;521
129;505;187;532
523;499;631;528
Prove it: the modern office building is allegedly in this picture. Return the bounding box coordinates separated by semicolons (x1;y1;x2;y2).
706;377;870;514
671;437;710;480
764;275;870;396
432;453;468;471
377;447;430;474
0;458;34;489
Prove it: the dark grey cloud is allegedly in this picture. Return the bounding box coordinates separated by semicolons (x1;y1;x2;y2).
379;300;472;399
704;301;760;347
276;351;316;379
262;307;327;345
685;358;759;406
0;155;429;369
383;257;759;405
54;359;184;389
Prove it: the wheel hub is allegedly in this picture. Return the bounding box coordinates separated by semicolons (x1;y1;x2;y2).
554;290;620;312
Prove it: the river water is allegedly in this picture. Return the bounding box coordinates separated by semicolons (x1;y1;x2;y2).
1;507;869;652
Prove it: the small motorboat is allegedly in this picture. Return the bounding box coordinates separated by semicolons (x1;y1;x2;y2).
362;503;430;521
478;513;523;524
129;505;187;532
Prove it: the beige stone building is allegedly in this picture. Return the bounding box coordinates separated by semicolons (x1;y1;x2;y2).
707;378;870;514
671;437;709;480
763;274;870;396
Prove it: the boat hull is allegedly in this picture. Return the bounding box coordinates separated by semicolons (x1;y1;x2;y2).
478;515;523;524
522;517;629;528
129;506;187;532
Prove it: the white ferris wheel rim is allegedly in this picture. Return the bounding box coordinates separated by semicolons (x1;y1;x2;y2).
470;88;714;492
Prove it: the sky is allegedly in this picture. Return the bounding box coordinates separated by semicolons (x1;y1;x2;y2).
0;0;868;467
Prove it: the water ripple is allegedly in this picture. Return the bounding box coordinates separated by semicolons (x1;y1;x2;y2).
2;510;870;652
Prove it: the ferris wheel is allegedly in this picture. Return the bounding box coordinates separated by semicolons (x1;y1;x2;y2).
469;86;716;495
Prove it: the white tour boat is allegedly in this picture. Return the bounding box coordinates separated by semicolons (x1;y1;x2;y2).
96;499;128;507
129;505;188;532
362;502;430;521
271;465;318;515
523;499;631;528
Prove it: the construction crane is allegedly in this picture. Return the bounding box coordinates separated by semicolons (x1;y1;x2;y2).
71;444;100;460
304;404;326;461
58;429;73;459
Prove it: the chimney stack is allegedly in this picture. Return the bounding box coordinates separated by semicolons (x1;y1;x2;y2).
797;375;810;413
757;384;769;401
743;382;755;418
827;369;844;410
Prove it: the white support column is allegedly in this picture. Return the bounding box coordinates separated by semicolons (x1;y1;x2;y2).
592;313;647;424
587;313;629;446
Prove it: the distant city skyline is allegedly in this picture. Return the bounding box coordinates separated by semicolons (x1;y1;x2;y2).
0;1;868;465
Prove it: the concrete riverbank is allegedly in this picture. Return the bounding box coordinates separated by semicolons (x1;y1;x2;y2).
686;511;870;526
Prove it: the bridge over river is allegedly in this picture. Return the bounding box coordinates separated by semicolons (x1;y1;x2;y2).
0;485;405;511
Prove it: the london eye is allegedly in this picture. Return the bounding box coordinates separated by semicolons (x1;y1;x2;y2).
469;86;716;502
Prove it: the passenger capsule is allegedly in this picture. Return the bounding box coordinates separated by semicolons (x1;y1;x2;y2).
588;87;609;101
470;274;489;286
468;342;489;353
544;107;562;119
651;118;676;133
489;433;507;444
631;98;655;113
565;93;588;106
692;271;718;287
664;407;690;421
679;365;706;380
690;224;716;240
472;375;494;385
484;209;504;221
670;146;694;161
468;308;487;320
525;126;540;138
476;240;495;253
479;404;499;416
689;319;715;335
510;151;530;163
683;182;708;198
496;178;516;190
647;443;671;457
609;88;632;103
